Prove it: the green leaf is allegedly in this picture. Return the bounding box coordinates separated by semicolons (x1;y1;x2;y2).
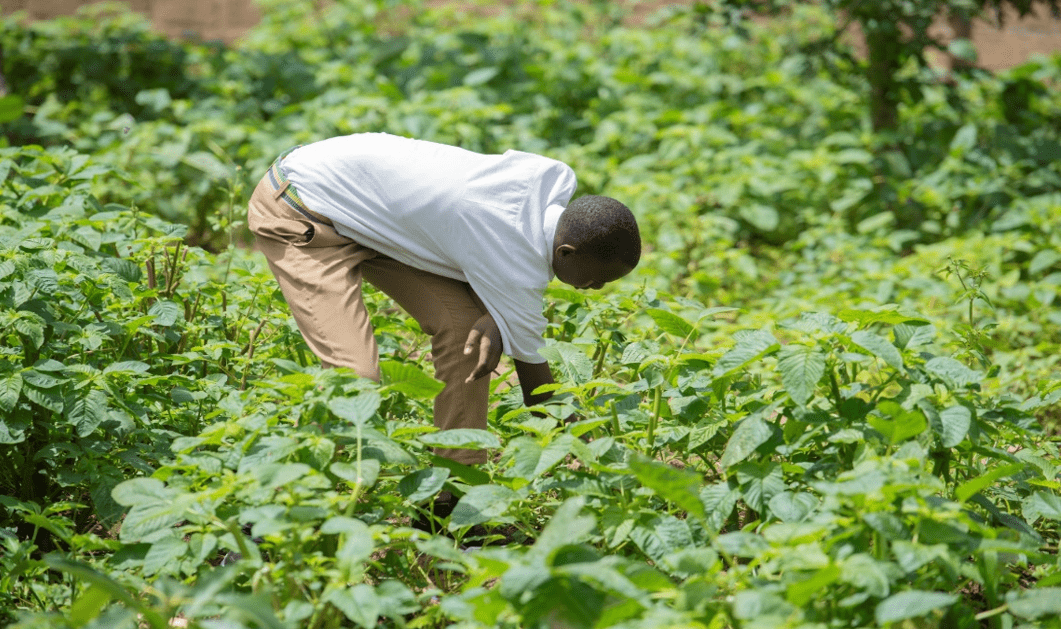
380;360;444;399
740;203;779;231
529;497;595;563
103;361;151;375
631;515;693;562
330;460;380;489
374;581;419;619
924;357;981;389
0;414;29;444
867;401;927;445
715;531;770;558
69;584;112;627
27;268;59;295
538;342;593;385
44;556;169;629
142;533;188;576
21;369;63;388
328;391;381;428
712;329;778;377
148;300;182;327
14;316;45;350
507;434;575;480
874;591;957;624
1023;491;1061;523
398;467;450;502
946;37;978;63
688;416;724;449
842;553;891;598
111;478;176;507
322;517;373;575
238;436;300;473
325;584;380;629
629;454;706;521
182;151;231;180
777;344;826;406
646;308;696;339
89;475;125;526
1006;587;1061;619
838;308;928;326
463;67;499;86
418;428;500;450
787;312;848;335
719;414;773;468
950;122;978;152
700;481;740;532
734;461;784;513
1029;249;1061;276
787;565;841;607
320;515;368;536
66;389;109;437
118;501;187;543
893;322;935;349
72;226;102;251
768;491;818;523
0;95;25;123
23;385;64;413
937;404;971;448
449;484;517;529
850;330;904;372
620;341;652;365
0;372;23;413
101;258;142;282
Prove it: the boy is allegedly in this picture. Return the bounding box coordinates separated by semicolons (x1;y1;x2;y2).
248;132;640;467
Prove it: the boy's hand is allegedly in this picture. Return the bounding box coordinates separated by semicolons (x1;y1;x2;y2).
464;313;502;383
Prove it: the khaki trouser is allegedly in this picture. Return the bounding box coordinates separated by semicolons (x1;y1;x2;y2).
247;172;490;465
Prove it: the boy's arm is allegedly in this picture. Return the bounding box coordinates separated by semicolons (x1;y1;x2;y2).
514;359;554;407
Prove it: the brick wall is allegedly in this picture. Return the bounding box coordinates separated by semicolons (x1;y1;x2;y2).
4;0;1061;70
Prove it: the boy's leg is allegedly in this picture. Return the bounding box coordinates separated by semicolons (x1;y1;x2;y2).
247;176;381;379
360;257;492;466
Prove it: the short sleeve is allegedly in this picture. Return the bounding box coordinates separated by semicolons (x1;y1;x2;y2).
535;161;578;212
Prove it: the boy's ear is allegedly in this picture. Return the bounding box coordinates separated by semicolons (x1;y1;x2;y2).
555;243;577;257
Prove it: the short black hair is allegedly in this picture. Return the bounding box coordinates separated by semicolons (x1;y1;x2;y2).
557;195;641;269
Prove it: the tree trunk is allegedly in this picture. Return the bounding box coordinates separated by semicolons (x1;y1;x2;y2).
864;23;903;132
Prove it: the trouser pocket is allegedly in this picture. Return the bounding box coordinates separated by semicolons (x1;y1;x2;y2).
248;176;349;248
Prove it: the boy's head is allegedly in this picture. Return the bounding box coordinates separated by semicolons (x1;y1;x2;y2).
552;195;640;290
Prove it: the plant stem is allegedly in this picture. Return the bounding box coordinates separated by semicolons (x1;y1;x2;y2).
648;385;662;449
974;605;1008;621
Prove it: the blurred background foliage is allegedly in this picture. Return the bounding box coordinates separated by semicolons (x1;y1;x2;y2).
0;0;1058;247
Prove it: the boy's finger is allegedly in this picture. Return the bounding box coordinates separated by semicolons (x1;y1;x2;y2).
465;355;488;383
465;335;498;383
464;327;482;355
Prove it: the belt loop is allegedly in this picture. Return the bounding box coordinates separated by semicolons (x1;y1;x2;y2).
272;179;291;199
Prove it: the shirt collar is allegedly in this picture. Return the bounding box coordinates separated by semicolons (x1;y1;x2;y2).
543;203;565;271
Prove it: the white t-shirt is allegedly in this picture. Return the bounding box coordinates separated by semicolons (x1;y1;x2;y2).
281;132;577;364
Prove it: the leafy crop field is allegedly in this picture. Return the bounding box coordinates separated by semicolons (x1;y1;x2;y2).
1;1;1060;628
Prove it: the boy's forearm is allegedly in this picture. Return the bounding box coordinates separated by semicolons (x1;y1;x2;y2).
514;359;554;407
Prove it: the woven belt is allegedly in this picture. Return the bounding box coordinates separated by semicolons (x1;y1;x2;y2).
267;146;326;225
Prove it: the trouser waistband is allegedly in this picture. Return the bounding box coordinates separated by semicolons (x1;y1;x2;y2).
267;146;331;225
